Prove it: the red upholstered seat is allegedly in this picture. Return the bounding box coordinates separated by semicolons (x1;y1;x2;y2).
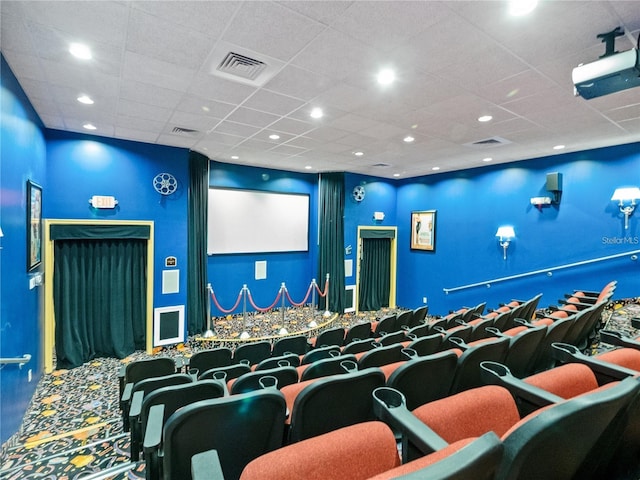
239;421;400;480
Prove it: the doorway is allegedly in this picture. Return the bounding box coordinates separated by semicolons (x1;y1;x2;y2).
44;220;154;373
356;226;397;313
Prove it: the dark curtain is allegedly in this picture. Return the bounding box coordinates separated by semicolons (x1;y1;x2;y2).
318;172;345;313
54;238;147;369
358;238;391;311
187;150;210;335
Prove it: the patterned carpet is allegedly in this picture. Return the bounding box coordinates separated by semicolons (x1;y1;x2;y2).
1;299;638;480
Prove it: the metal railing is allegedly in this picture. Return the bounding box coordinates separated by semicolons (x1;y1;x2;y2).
0;354;31;368
443;249;640;294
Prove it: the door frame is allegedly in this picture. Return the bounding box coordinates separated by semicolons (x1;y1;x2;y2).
43;219;155;373
355;226;397;313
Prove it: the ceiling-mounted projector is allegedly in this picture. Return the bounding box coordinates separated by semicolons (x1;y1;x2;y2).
572;48;640;99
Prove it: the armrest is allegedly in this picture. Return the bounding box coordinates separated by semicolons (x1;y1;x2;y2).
129;390;145;461
447;336;468;350
551;343;637;382
192;450;225;480
558;299;593;307
599;330;640;350
143;404;165;480
118;365;126;398
120;382;134;431
143;404;165;454
480;361;563;416
129;390;144;421
373;387;448;463
513;318;534;328
485;327;505;337
572;289;600;297
121;382;134;408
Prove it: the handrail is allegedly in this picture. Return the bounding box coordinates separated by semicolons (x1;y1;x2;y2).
0;354;31;368
443;249;640;294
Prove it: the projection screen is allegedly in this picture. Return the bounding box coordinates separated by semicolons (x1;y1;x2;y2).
207;188;310;254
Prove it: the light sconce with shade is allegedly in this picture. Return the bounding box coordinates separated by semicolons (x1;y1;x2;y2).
495;226;515;260
611;186;640;229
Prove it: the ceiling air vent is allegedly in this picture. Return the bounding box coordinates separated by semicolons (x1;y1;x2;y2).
217;52;266;81
207;41;285;87
372;163;392;168
464;136;512;148
171;126;200;136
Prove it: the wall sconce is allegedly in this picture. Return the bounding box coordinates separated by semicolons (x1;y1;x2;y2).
611;187;640;229
0;226;3;249
495;226;515;260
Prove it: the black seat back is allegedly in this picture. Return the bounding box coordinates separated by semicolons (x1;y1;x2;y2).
233;341;272;366
163;389;286;480
300;354;357;382
289;368;386;443
231;366;298;394
272;335;309;357
189;348;233;373
387;351;459;410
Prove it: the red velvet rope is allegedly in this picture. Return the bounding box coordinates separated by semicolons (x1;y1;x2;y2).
247;289;283;312
314;278;329;298
209;289;243;314
284;283;314;307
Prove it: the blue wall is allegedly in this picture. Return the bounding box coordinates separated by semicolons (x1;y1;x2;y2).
0;55;47;445
208;162;318;320
395;144;640;315
344;174;398;289
45;130;190;314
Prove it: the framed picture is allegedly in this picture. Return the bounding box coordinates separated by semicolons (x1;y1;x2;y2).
27;180;42;271
410;210;436;251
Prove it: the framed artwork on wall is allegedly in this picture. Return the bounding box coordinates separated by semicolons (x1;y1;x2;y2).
27;180;42;271
410;210;436;251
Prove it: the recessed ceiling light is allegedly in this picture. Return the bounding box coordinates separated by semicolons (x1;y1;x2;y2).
231;155;239;160
310;107;323;119
553;144;565;150
509;0;538;16
202;106;210;112
403;135;415;143
393;173;401;177
431;166;440;171
77;95;94;105
269;134;280;140
69;43;92;60
305;165;313;170
83;123;96;130
377;68;395;86
478;115;493;122
483;157;493;162
354;151;364;157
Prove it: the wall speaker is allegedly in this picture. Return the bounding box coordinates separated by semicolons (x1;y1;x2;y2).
546;172;563;192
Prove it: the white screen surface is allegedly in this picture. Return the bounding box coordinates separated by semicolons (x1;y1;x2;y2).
208;188;310;254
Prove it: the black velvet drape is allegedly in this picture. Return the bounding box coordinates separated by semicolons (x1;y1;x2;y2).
187;150;210;335
358;238;391;311
318;172;345;313
54;238;147;368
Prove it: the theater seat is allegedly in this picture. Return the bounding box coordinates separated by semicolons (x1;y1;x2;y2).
373;377;639;480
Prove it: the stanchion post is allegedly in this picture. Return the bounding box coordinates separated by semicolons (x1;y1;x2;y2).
279;283;288;335
240;284;250;339
324;273;331;317
309;278;317;328
203;283;215;338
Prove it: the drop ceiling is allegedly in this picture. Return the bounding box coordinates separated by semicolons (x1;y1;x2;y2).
2;1;640;179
